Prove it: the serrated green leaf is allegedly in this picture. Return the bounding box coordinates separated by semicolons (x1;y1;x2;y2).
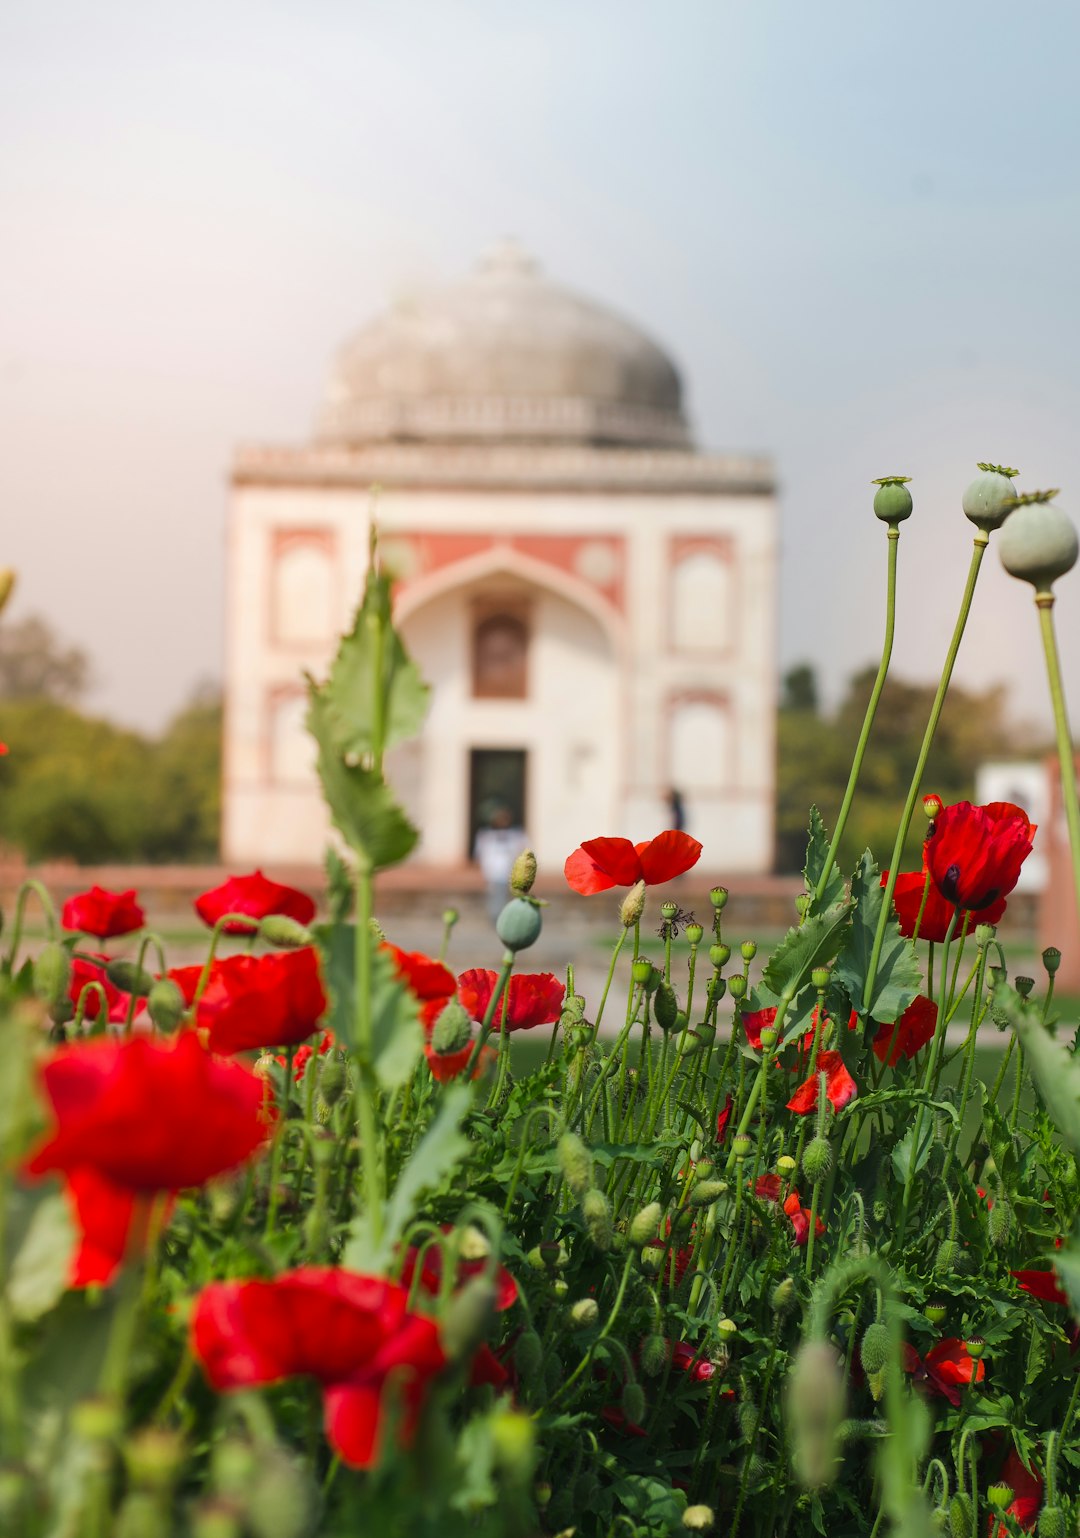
307;685;418;873
761;901;851;1003
833;851;921;1024
999;983;1080;1158
316;924;423;1087
891;1118;934;1183
320;565;430;759
803;806;845;912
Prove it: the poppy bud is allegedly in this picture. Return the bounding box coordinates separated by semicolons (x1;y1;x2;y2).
33;942;71;1011
569;1297;599;1329
105;959;155;996
671;1205;695;1237
741;941;757;962
628;1201;663;1245
732;1133;753;1161
987;1486;1014;1511
621;1381;646;1424
621;880;647;928
441;1275;497;1361
653;982;679;1032
771;1278;796;1313
147;978;186;1033
964;1336;985;1360
934;1240;959;1274
795;893;811;917
317;1056;346;1107
787;1340;845;1489
557;1132;593;1196
999;492;1079;592
640;1334;670;1375
442;907;459;929
710;886;729;910
431;999;473;1055
736;1399;757;1440
963;464;1018;532
1038;1506;1067;1538
691;1180;727;1208
1015;976;1035;999
802;1136;832;1184
859;1322;889;1374
923;793;943;819
510;849;537;895
682;1505;716;1531
872;475;913;524
496;897;543;952
515;1330;543;1378
949;1493;973;1538
685;922;704;944
258;914;314;950
709;943;731;968
582;1188;613;1251
728;974;746;1000
988;1197;1012;1244
1043;946;1062;975
924;1300;947;1325
212;1436;256;1497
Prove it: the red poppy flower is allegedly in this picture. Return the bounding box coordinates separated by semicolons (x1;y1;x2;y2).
424;1041;497;1082
400;1227;518;1313
191;1268;446;1468
278;1030;335;1082
456;969;565;1032
563;830;702;896
716;1094;733;1144
786;1051;857;1114
69;953;132;1024
194;948;328;1054
754;1175;824;1247
671;1340;715;1382
381;943;456;1030
924;801;1035;913
872;995;938;1066
166;963;204;1006
25;1031;270;1192
903;1337;985;1406
990;1448;1043;1536
742;1007;777;1050
882;870;1007;943
1012;1268;1069;1306
61;886;145;940
194;870;317;935
63;1169;175;1288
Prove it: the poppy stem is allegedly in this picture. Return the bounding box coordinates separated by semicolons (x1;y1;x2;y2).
593;926;628;1034
353;870;384;1244
940;934;991;1183
1036;593;1080;928
815;527;900;905
898;912;958;1234
865;533;990;1011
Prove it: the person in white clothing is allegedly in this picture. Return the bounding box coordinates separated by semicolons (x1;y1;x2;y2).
473;805;528;924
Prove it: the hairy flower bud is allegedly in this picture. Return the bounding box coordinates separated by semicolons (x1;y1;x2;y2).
653;982;679;1032
510;849;537;895
949;1492;973;1538
495;897;543;952
33;941;71;1011
859;1322;889;1374
557;1132;593;1196
621;880;647;928
787;1340;845;1490
569;1297;599;1329
105;959;155;997
431;999;473;1055
690;1179;727;1208
441;1276;497;1362
147;978;187;1033
628;1201;663;1246
317;1055;346;1107
514;1330;543;1378
582;1188;613;1251
1038;1506;1067;1538
771;1277;796;1313
802;1136;832;1185
258;914;314;949
621;1380;646;1424
988;1197;1013;1245
640;1334;670;1376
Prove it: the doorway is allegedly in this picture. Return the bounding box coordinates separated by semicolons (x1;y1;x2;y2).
468;749;528;861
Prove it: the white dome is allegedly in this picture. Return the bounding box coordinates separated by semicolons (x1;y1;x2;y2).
317;242;691;449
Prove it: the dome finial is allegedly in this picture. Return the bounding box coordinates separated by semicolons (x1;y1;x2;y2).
476;237;538;279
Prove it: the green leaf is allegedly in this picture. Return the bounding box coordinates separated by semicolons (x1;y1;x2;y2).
803;806;845;912
999;984;1080;1159
344;1083;472;1274
7;1190;75;1322
841;1087;958;1127
306;686;418;873
316;924;423;1088
833;851;921;1024
320;565;430;759
761;901;851;1003
891;1118;934;1183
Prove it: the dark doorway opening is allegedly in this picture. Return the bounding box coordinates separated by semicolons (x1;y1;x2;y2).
468;749;527;861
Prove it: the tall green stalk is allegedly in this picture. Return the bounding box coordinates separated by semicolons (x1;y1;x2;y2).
1036;594;1080;925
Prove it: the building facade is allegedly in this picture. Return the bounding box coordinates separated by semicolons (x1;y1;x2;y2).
223;243;778;874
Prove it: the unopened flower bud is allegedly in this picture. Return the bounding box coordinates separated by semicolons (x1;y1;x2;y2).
569;1298;599;1329
621;880;647;928
628;1201;663;1246
147;978;186;1033
557;1132;593;1196
34;941;71;1011
489;1409;536;1487
515;1329;543;1378
709;943;731;968
582;1188;613;1251
123;1427;184;1493
795;893;811;917
732;1133;753;1161
683;1505;716;1531
802;1137;832;1185
640;1334;670;1376
988;1197;1013;1244
859;1322;889;1374
317;1055;346;1107
509;849;538;896
431;999;473;1055
740;941;757;962
923;793;943;819
632;957;653;986
442;907;459;929
258;914;314;949
621;1381;646;1424
987;1486;1014;1512
810;966;831;991
771;1278;796;1313
965;1335;985;1360
950;1492;974;1538
710;886;729;911
442;1276;497;1362
690;1180;727;1208
787;1340;845;1490
653;982;679;1032
496;897;543;952
105;959;155;996
1038;1505;1067;1538
685;922;704;945
1043;946;1062;976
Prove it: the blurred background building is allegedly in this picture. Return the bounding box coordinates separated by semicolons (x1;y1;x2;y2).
223;242;778;872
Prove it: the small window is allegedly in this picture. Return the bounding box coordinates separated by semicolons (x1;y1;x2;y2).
472;612;529;699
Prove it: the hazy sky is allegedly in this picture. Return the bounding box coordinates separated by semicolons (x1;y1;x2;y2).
4;1;1080;736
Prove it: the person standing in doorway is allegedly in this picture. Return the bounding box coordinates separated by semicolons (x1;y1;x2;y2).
473;804;528;925
667;786;686;834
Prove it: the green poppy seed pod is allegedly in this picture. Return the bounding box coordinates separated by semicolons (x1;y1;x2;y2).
569;1297;599;1329
987;1485;1014;1512
317;1055;346;1107
509;848;537;895
685;922;704;945
924;1300;947;1325
923;792;943;818
732;1133;753;1161
551;1278;569;1302
431;998;473;1055
0;569;15;615
709;942;731;968
710;885;729;910
628;1201;663;1246
999;494;1079;593
728;974;746;1000
631;957;653;986
653;982;679;1032
582;1187;613;1251
105;959;155;997
33;941;71;1011
621;1381;646;1425
640;1334;670;1376
740;940;757;961
949;1492;974;1538
694;1158;715;1179
620;879;647;927
1043;946;1062;976
859;1322;890;1374
1015;976;1035;999
682;1504;716;1532
639;1244;664;1273
513;1329;542;1379
690;1179;727;1208
975;923;997;948
557;1132;593;1196
758;1024;778;1050
660;900;678;920
776;1155;797;1177
441;1275;497;1362
771;1277;796;1313
802;1136;832;1185
963;464;1018;532
965;1335;985;1360
147;978;186;1033
258;914;314;949
787;1339;845;1490
495;896;543;951
716;1317;738;1341
810;966;831;991
872;476;914;524
1038;1505;1067;1538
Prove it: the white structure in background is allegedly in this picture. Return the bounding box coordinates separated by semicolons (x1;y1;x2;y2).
223;243;778;872
975;761;1049;892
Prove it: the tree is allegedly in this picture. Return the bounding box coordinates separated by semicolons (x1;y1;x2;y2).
0;615;90;701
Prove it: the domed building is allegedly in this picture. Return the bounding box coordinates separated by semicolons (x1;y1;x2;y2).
223;243;777;873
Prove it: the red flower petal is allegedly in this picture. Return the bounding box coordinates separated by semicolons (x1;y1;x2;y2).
924;800;1035;912
61;886;145;940
1012;1268;1069;1306
564;837;643;894
194;870;316;935
883;869;1007;943
195;949;328;1054
786;1051;857;1114
742;1007;777;1050
872;995;938;1065
924;1337;985;1386
382;943;455;1029
635;830;703;885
